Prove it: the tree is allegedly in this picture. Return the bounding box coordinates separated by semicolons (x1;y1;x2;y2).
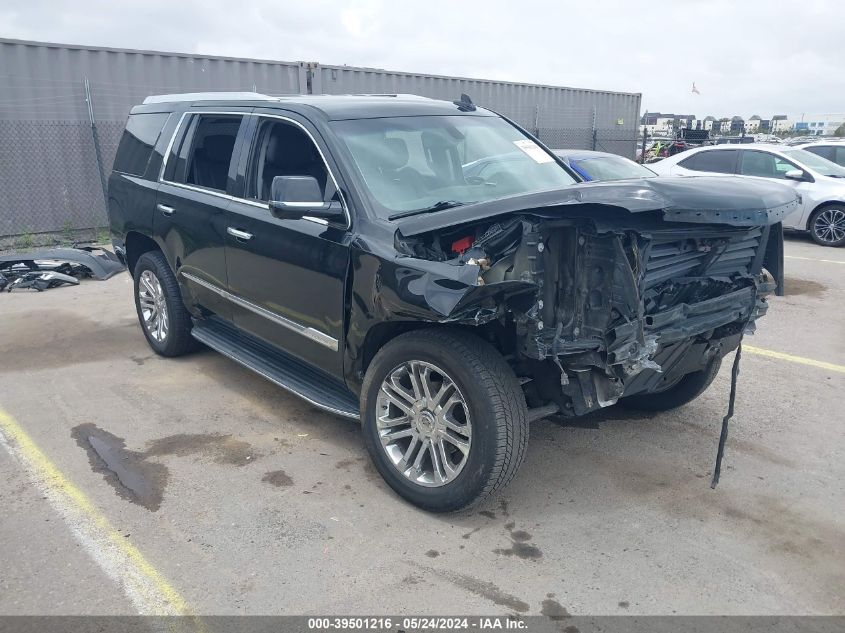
834;123;845;137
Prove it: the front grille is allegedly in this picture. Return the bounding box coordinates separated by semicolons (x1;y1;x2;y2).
642;227;763;290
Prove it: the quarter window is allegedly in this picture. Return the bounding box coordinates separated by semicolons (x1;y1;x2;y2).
113;113;170;176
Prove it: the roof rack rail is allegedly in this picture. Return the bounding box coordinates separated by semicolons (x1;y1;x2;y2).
142;91;277;104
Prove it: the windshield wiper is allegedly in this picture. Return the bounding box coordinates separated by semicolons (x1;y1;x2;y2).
389;200;468;221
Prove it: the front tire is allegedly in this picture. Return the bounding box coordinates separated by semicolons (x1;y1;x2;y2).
133;251;197;357
622;357;722;412
808;205;845;247
361;328;528;512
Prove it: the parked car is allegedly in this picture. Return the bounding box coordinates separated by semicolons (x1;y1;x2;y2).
649;143;845;246
108;93;794;511
801;140;845;168
552;149;657;181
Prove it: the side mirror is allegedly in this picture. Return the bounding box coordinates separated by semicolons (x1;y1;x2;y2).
784;169;807;181
269;176;344;221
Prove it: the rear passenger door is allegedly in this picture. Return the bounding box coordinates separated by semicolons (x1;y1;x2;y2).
224;113;351;379
155;111;250;321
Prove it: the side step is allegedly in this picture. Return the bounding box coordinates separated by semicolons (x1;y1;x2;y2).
191;318;360;420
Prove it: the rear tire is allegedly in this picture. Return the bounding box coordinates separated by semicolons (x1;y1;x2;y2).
133;250;197;357
808;205;845;247
622;357;722;412
361;328;528;512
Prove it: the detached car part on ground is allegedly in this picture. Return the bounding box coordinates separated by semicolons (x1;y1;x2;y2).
109;93;794;512
0;246;125;291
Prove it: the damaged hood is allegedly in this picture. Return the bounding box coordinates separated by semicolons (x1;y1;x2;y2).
395;176;799;237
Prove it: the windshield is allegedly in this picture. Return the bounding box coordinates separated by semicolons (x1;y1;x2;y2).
330;115;576;218
568;154;656;181
782;149;845;178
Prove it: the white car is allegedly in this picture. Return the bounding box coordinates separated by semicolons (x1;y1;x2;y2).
800;140;845;168
650;143;845;246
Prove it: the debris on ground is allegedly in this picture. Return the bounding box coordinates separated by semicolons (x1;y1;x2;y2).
0;246;124;292
5;270;80;292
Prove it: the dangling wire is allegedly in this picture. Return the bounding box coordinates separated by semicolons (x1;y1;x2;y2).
711;342;743;489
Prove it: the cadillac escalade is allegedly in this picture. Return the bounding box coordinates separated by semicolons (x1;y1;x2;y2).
108;92;794;511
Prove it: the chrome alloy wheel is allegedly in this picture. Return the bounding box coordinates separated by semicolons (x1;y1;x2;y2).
813;207;845;244
138;270;169;343
376;360;472;487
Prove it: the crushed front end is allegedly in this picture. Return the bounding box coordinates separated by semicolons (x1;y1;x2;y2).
391;177;796;417
503;217;775;415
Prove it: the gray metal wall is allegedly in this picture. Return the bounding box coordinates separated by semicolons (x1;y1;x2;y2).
0;38;641;239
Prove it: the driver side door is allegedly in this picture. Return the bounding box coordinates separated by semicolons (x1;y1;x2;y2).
224;113;351;379
737;150;812;229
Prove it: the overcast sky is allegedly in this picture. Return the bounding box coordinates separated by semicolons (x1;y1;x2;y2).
2;0;843;118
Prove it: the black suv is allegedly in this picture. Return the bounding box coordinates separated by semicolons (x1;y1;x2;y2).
108;92;794;511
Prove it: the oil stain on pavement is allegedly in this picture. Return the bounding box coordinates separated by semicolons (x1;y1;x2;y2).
493;521;543;560
71;423;262;511
261;469;293;487
783;277;827;298
412;563;530;613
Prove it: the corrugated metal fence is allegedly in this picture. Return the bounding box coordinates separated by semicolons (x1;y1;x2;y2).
0;38;641;240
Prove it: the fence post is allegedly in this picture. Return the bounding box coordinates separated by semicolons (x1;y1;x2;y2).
641;127;648;164
84;77;109;223
591;106;597;150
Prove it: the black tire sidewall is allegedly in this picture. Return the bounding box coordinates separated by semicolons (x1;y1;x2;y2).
133;252;186;356
622;356;722;412
361;332;518;512
809;206;845;247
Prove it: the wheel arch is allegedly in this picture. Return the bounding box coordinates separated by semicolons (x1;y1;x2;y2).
357;320;512;381
806;200;845;230
125;231;162;276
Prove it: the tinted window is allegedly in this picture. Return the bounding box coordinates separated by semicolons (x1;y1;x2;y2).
739;151;797;179
805;145;835;161
169;114;242;191
836;147;845;167
245;119;333;202
683;149;737;174
568;155;655;181
113;113;170;176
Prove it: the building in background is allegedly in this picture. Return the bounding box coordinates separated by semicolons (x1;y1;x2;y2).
745;115;761;133
771;115;791;133
792;114;845;136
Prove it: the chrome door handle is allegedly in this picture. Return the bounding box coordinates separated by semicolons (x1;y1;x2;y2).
156;203;175;216
227;227;254;241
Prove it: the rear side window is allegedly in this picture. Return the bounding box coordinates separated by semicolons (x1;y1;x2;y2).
680;149;737;174
165;114;243;191
113;113;170;176
837;147;845;167
805;145;835;161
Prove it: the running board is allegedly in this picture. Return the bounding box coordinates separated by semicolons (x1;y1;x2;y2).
191;318;360;420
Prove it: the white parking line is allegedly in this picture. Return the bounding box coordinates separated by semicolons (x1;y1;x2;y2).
785;255;845;265
0;407;196;618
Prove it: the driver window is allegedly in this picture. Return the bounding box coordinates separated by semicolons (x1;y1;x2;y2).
740;151;796;179
247;119;333;202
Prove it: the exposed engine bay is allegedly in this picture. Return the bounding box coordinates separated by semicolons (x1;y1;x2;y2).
394;203;782;418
